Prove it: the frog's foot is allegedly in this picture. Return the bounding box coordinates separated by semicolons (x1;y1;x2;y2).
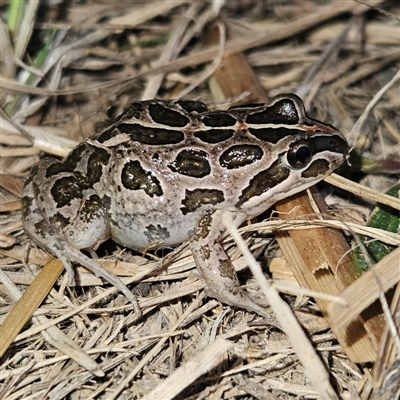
31;234;142;316
60;246;141;316
39;236;141;316
202;285;270;318
190;210;269;318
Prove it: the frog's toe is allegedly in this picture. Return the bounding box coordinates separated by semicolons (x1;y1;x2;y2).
205;285;270;318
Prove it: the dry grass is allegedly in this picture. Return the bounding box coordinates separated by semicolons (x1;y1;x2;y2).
0;1;399;399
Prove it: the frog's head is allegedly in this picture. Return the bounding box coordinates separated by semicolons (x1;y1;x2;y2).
235;94;349;214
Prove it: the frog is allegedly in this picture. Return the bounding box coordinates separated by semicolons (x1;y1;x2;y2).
22;94;348;318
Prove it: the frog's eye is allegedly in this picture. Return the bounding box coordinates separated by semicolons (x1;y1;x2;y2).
286;141;312;169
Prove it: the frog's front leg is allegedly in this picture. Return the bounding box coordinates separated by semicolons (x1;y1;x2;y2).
22;158;141;316
189;210;269;318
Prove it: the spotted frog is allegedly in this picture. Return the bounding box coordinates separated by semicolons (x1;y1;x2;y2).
22;94;348;317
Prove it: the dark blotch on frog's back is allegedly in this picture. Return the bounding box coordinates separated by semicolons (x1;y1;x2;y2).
180;188;225;215
245;99;299;125
149;102;190;127
121;160;163;197
248;127;305;144
118;124;185;145
169;149;211;178
50;176;84;208
45;161;72;178
65;143;90;170
176;100;208;113
86;148;111;185
194;129;234;144
202;112;237;127
220;145;263;169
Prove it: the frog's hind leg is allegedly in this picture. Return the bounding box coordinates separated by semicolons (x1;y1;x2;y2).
22;159;141;316
22;167;78;283
189;210;269;318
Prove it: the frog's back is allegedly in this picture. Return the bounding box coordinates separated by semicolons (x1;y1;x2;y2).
64;97;347;250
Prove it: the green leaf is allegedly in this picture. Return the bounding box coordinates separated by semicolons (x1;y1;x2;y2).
354;184;400;272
